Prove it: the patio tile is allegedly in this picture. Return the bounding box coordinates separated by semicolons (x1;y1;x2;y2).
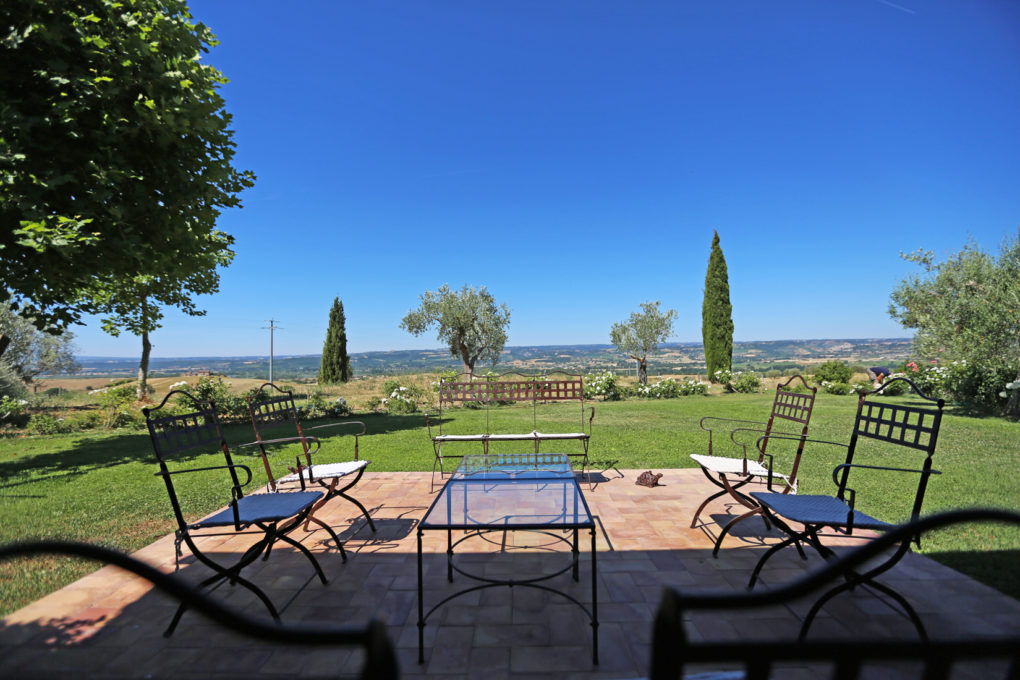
2;469;1018;679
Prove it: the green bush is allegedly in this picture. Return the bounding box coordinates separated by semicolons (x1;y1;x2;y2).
382;380;424;414
944;360;1017;413
813;360;852;385
28;414;72;435
732;372;763;393
178;376;249;420
634;377;708;398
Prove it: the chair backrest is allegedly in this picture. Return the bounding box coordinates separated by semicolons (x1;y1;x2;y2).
759;375;817;477
143;390;241;530
246;383;312;490
838;377;945;518
650;509;1020;680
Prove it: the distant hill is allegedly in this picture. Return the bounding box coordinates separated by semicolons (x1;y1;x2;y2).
67;338;913;379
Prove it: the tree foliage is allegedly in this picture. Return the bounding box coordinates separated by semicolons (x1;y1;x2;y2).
889;232;1020;415
319;297;351;384
400;284;511;376
702;231;734;381
0;0;254;332
610;301;677;385
0;303;78;396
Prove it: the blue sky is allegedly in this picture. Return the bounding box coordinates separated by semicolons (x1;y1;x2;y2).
73;0;1019;358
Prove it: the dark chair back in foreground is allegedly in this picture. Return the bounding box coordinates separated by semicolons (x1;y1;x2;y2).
651;508;1020;680
0;540;398;680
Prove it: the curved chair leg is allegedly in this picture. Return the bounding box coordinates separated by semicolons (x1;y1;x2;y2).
274;531;330;584
336;466;377;532
690;488;729;528
748;534;800;588
304;514;348;562
712;507;763;557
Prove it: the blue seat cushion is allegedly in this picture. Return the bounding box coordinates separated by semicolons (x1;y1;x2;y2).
750;492;891;531
194;491;324;528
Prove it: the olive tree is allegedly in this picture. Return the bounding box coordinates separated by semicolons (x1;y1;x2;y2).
0;0;254;343
610;301;678;385
0;303;78;396
889;232;1020;415
400;284;511;376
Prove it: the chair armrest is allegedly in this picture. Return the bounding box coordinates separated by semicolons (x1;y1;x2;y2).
831;462;942;487
699;416;766;433
155;464;254;489
424;412;435;439
755;433;849;452
304;420;366;436
586;406;595;434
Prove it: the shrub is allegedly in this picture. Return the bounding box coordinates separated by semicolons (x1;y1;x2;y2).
178;376;249;420
0;396;30;427
877;374;908;396
634;376;709;398
850;382;872;395
28;414;72;435
382;380;424;414
813;360;852;385
732;372;763;393
584;371;620;401
296;391;351;420
91;382;139;427
820;381;851;395
945;360;1016;413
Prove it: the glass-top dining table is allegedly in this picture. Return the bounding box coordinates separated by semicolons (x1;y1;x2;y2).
416;452;599;664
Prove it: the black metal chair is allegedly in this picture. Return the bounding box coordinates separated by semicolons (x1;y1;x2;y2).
143;390;341;636
0;540;399;680
651;509;1020;680
240;383;376;555
746;377;945;639
690;375;817;556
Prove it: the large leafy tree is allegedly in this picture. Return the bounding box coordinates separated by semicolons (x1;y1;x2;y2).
0;0;254;341
889;232;1020;415
702;231;734;381
319;297;352;384
0;303;78;397
610;301;677;385
400;284;511;376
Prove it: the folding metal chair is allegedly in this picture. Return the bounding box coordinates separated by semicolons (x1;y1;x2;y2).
143;390;339;636
240;383;376;553
747;377;945;639
651;509;1020;680
689;375;817;555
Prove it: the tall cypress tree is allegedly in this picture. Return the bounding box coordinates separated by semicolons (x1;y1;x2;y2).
702;231;734;381
319;297;351;384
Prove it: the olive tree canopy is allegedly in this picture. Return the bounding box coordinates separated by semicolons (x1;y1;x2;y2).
610;301;677;385
400;284;511;376
0;0;253;333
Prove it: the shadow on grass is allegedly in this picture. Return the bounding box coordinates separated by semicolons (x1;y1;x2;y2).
923;550;1020;601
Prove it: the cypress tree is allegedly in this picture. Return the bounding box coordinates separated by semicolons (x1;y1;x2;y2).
702;231;734;381
319;298;351;384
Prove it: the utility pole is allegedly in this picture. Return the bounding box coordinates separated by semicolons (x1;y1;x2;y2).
263;319;282;384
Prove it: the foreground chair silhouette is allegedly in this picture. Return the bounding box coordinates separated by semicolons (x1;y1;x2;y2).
747;377;945;639
690;375;817;555
651;509;1020;680
0;540;398;680
144;390;340;636
241;383;376;555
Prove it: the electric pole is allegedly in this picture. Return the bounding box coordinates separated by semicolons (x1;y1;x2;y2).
263;319;282;384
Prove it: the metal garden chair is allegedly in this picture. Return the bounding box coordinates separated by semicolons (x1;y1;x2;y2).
650;509;1020;680
240;383;376;557
0;540;399;680
689;375;817;556
747;377;945;640
143;390;339;636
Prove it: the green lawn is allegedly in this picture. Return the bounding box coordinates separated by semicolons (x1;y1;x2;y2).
1;392;1017;617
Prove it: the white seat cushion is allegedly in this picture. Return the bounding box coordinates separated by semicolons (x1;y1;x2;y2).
690;454;769;477
433;434;488;441
278;459;369;484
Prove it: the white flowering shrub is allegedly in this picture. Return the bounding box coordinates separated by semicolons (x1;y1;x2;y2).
381;379;424;414
820;380;851;395
583;371;620;401
0;396;30;426
634;377;709;398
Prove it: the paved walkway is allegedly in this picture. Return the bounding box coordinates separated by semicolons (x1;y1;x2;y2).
2;469;1017;679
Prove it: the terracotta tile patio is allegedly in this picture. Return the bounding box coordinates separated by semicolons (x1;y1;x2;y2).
2;469;1017;679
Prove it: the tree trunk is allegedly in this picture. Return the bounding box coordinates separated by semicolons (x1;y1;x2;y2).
137;327;151;402
637;358;648;385
0;334;10;360
462;357;473;379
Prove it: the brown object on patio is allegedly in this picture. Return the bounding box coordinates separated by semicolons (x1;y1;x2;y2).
689;374;817;556
239;382;377;552
636;470;663;487
748;376;946;640
143;390;339;636
651;508;1020;680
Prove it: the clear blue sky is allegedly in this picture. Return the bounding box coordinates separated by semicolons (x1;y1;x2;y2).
74;0;1020;358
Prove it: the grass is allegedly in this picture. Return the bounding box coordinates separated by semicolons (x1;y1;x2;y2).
1;389;1017;618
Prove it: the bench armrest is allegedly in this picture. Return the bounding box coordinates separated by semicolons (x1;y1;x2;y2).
304;420;366;436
